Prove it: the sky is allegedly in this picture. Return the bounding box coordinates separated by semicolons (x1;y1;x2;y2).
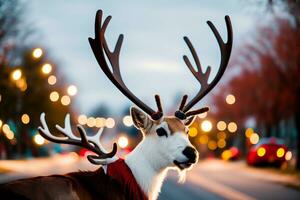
26;0;262;115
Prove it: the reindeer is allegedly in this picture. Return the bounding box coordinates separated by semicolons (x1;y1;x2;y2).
0;10;232;200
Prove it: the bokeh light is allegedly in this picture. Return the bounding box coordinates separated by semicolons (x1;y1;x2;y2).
257;147;266;157
276;148;285;158
11;69;22;81
34;134;45;146
42;63;52;74
217;132;226;140
48;75;57;85
199;135;209;144
226;94;236;104
188;127;198;137
105;118;115;128
249;133;259;144
32;48;43;58
87;117;96;127
61;95;71;106
201;120;212;132
285;151;292;161
227;122;237;133
217;121;226;131
245;128;254;138
21;114;30;124
217;139;226;148
96;117;106;128
49;91;59;102
67;85;77;96
118;136;129;148
78;114;87;125
208;140;217;150
222;150;232;161
123;115;133;127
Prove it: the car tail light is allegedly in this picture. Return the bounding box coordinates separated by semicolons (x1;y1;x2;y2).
257;147;266;157
276;147;285;158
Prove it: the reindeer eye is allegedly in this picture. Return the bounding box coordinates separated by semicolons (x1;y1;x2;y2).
156;127;168;138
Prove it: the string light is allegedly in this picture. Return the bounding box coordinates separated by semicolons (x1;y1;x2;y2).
226;94;236;104
11;69;22;81
42;63;52;74
32;48;43;58
50;91;59;102
21;114;30;124
123;115;133;127
61;95;71;106
105;118;115;128
201;120;212;132
67;85;77;96
48;75;57;85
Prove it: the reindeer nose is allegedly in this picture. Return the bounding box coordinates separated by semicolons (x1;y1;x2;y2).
182;146;197;162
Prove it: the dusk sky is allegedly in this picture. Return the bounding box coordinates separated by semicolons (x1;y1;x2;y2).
27;0;267;115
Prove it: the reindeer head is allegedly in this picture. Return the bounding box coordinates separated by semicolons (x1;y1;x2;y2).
87;10;233;171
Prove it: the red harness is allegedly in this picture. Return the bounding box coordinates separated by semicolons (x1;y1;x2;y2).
107;159;148;200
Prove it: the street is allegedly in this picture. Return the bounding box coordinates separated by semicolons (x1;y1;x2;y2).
1;155;300;200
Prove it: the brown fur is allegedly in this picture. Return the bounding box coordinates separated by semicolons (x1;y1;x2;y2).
164;117;186;135
0;168;126;200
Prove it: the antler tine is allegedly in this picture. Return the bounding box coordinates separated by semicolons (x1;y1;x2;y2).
182;16;233;113
38;113;117;163
89;10;163;120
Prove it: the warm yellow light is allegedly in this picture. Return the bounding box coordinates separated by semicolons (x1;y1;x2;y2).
123;115;133;127
199;135;209;144
6;130;14;140
276;148;285;158
250;133;259;144
2;124;10;134
188;127;198;137
21;114;30;124
61;95;71;106
208;140;217;150
257;147;266;157
118;136;129;148
34;134;45;146
16;78;27;91
201;120;212;132
87;117;96;127
285;151;292;161
48;75;57;85
222;150;232;161
0;119;2;129
11;69;22;81
217;121;226;131
105;118;115;128
198;112;207;119
96;117;106;128
217;139;226;148
226;94;236;105
32;48;43;58
228;122;237;133
78;115;87;125
217;132;226;140
245;128;254;138
41;63;52;74
49;91;59;102
67;85;77;96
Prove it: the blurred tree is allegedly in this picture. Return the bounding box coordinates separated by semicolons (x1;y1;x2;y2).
0;0;73;158
213;16;300;168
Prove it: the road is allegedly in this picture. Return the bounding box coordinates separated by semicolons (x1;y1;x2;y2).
1;155;300;200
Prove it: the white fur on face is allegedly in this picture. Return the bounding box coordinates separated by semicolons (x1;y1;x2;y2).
155;122;194;166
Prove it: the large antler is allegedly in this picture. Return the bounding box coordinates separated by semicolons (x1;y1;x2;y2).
176;16;233;119
38;113;118;165
88;10;163;120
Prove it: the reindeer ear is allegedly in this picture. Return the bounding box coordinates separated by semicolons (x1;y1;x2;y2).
130;106;153;130
185;116;196;126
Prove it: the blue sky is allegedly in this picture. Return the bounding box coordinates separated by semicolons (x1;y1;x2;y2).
27;0;261;115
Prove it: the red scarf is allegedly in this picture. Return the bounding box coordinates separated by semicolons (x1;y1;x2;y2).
107;159;148;200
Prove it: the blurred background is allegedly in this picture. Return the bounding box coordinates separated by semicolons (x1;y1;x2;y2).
0;0;300;199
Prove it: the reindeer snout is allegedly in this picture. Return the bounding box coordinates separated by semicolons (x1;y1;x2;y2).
182;146;197;162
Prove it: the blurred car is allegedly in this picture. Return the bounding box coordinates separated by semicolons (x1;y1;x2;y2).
247;137;288;167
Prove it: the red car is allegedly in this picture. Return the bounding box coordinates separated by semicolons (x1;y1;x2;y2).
247;137;288;167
